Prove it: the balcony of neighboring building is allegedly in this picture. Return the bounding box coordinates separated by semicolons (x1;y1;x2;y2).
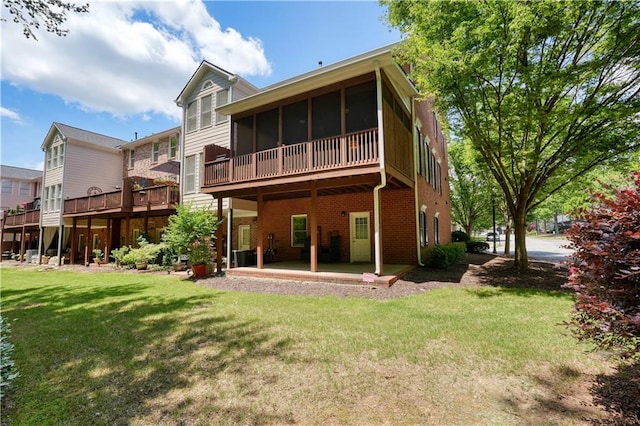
63;177;179;217
1;200;41;228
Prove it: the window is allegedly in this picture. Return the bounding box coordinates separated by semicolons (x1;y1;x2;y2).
184;155;196;193
46;148;52;170
169;137;178;159
419;211;428;247
152;142;160;163
291;215;307;247
19;181;31;196
216;89;229;124
128;150;135;169
200;94;212;128
436;161;443;194
186;101;197;132
434;216;440;244
43;184;61;212
312;90;340;139
43;186;49;211
53;184;61;211
51;146;58;168
58;144;64;166
282;100;308;145
1;180;12;194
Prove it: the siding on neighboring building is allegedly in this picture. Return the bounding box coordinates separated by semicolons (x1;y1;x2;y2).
63;142;122;199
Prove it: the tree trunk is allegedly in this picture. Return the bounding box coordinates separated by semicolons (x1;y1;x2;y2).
513;207;528;270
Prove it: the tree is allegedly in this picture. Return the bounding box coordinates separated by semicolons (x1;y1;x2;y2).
3;0;89;40
564;173;640;360
383;0;640;270
162;204;219;267
448;138;492;236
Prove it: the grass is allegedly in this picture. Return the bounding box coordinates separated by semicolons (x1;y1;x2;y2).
1;268;611;425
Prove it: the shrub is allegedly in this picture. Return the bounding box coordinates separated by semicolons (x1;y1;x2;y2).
0;316;19;399
451;230;470;242
564;173;640;360
110;246;130;266
121;240;166;266
425;242;466;269
163;204;219;266
466;241;489;253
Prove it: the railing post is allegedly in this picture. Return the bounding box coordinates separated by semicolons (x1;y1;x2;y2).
307;140;313;171
252;153;257;179
341;135;347;166
229;159;234;182
278;145;283;175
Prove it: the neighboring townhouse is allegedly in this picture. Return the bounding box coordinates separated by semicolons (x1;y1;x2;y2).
0;165;42;259
182;43;451;276
39;123;126;263
174;60;260;261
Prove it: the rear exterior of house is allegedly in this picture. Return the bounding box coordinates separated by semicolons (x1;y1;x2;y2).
192;44;451;275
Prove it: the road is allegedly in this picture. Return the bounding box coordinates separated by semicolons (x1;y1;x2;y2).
489;235;574;263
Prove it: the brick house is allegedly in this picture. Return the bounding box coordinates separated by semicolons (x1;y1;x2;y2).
182;44;451;275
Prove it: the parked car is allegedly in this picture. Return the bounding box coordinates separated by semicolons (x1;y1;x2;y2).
486;232;501;242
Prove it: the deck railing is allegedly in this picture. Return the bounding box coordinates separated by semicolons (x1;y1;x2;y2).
132;185;179;208
2;209;40;226
64;190;125;214
204;128;379;186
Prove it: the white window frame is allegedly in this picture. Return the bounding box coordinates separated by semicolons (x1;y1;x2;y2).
128;150;135;169
1;179;12;195
184;155;196;193
169;136;178;159
200;94;212;128
152;142;160;163
291;214;308;247
19;181;31;196
186;101;197;132
216;89;229;124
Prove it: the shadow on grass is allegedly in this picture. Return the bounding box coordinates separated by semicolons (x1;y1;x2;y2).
590;360;640;425
1;277;294;425
401;253;495;284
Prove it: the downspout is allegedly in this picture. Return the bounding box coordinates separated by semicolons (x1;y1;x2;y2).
373;61;386;276
175;99;186;205
412;108;424;267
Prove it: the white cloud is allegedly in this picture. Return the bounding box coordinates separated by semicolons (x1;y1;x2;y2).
0;107;23;124
0;0;271;120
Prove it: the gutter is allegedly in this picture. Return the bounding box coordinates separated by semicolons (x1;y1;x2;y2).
373;61;386;276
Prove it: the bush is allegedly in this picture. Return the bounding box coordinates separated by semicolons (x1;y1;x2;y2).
121;239;166;266
451;230;470;242
466;241;489;253
425;242;466;269
0;316;19;399
564;173;640;360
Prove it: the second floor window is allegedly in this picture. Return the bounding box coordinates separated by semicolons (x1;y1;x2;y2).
184;155;196;193
128;150;135;169
152;143;160;163
201;95;212;128
216;89;229;124
186;101;197;132
1;180;12;194
19;181;31;196
169;137;178;159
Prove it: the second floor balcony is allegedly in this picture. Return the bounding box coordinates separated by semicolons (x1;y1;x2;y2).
203;128;379;188
2;201;40;228
63;178;179;217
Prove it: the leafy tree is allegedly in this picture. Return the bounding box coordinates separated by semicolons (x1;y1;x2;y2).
383;0;640;270
3;0;89;40
448;139;493;236
564;173;640;360
163;204;219;267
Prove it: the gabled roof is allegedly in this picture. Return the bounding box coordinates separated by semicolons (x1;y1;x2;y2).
175;60;259;106
41;122;127;150
119;126;181;150
217;43;418;116
0;165;42;180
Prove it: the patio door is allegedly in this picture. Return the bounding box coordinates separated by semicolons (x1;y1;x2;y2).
350;212;371;263
238;225;251;250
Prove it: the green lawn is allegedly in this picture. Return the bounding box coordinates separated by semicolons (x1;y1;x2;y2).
1;268;609;425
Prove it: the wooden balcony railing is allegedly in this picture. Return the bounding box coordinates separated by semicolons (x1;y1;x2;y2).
64;190;125;214
132;185;179;208
2;209;40;227
203;128;379;186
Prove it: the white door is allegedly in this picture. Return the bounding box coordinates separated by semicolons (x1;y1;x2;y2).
238;225;251;251
350;212;371;263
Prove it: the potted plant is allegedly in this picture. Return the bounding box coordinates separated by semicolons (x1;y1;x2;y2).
163;204;218;278
92;248;103;266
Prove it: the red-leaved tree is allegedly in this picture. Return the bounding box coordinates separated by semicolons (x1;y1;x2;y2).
565;173;640;360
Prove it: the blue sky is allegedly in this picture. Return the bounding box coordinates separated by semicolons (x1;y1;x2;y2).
1;1;400;170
